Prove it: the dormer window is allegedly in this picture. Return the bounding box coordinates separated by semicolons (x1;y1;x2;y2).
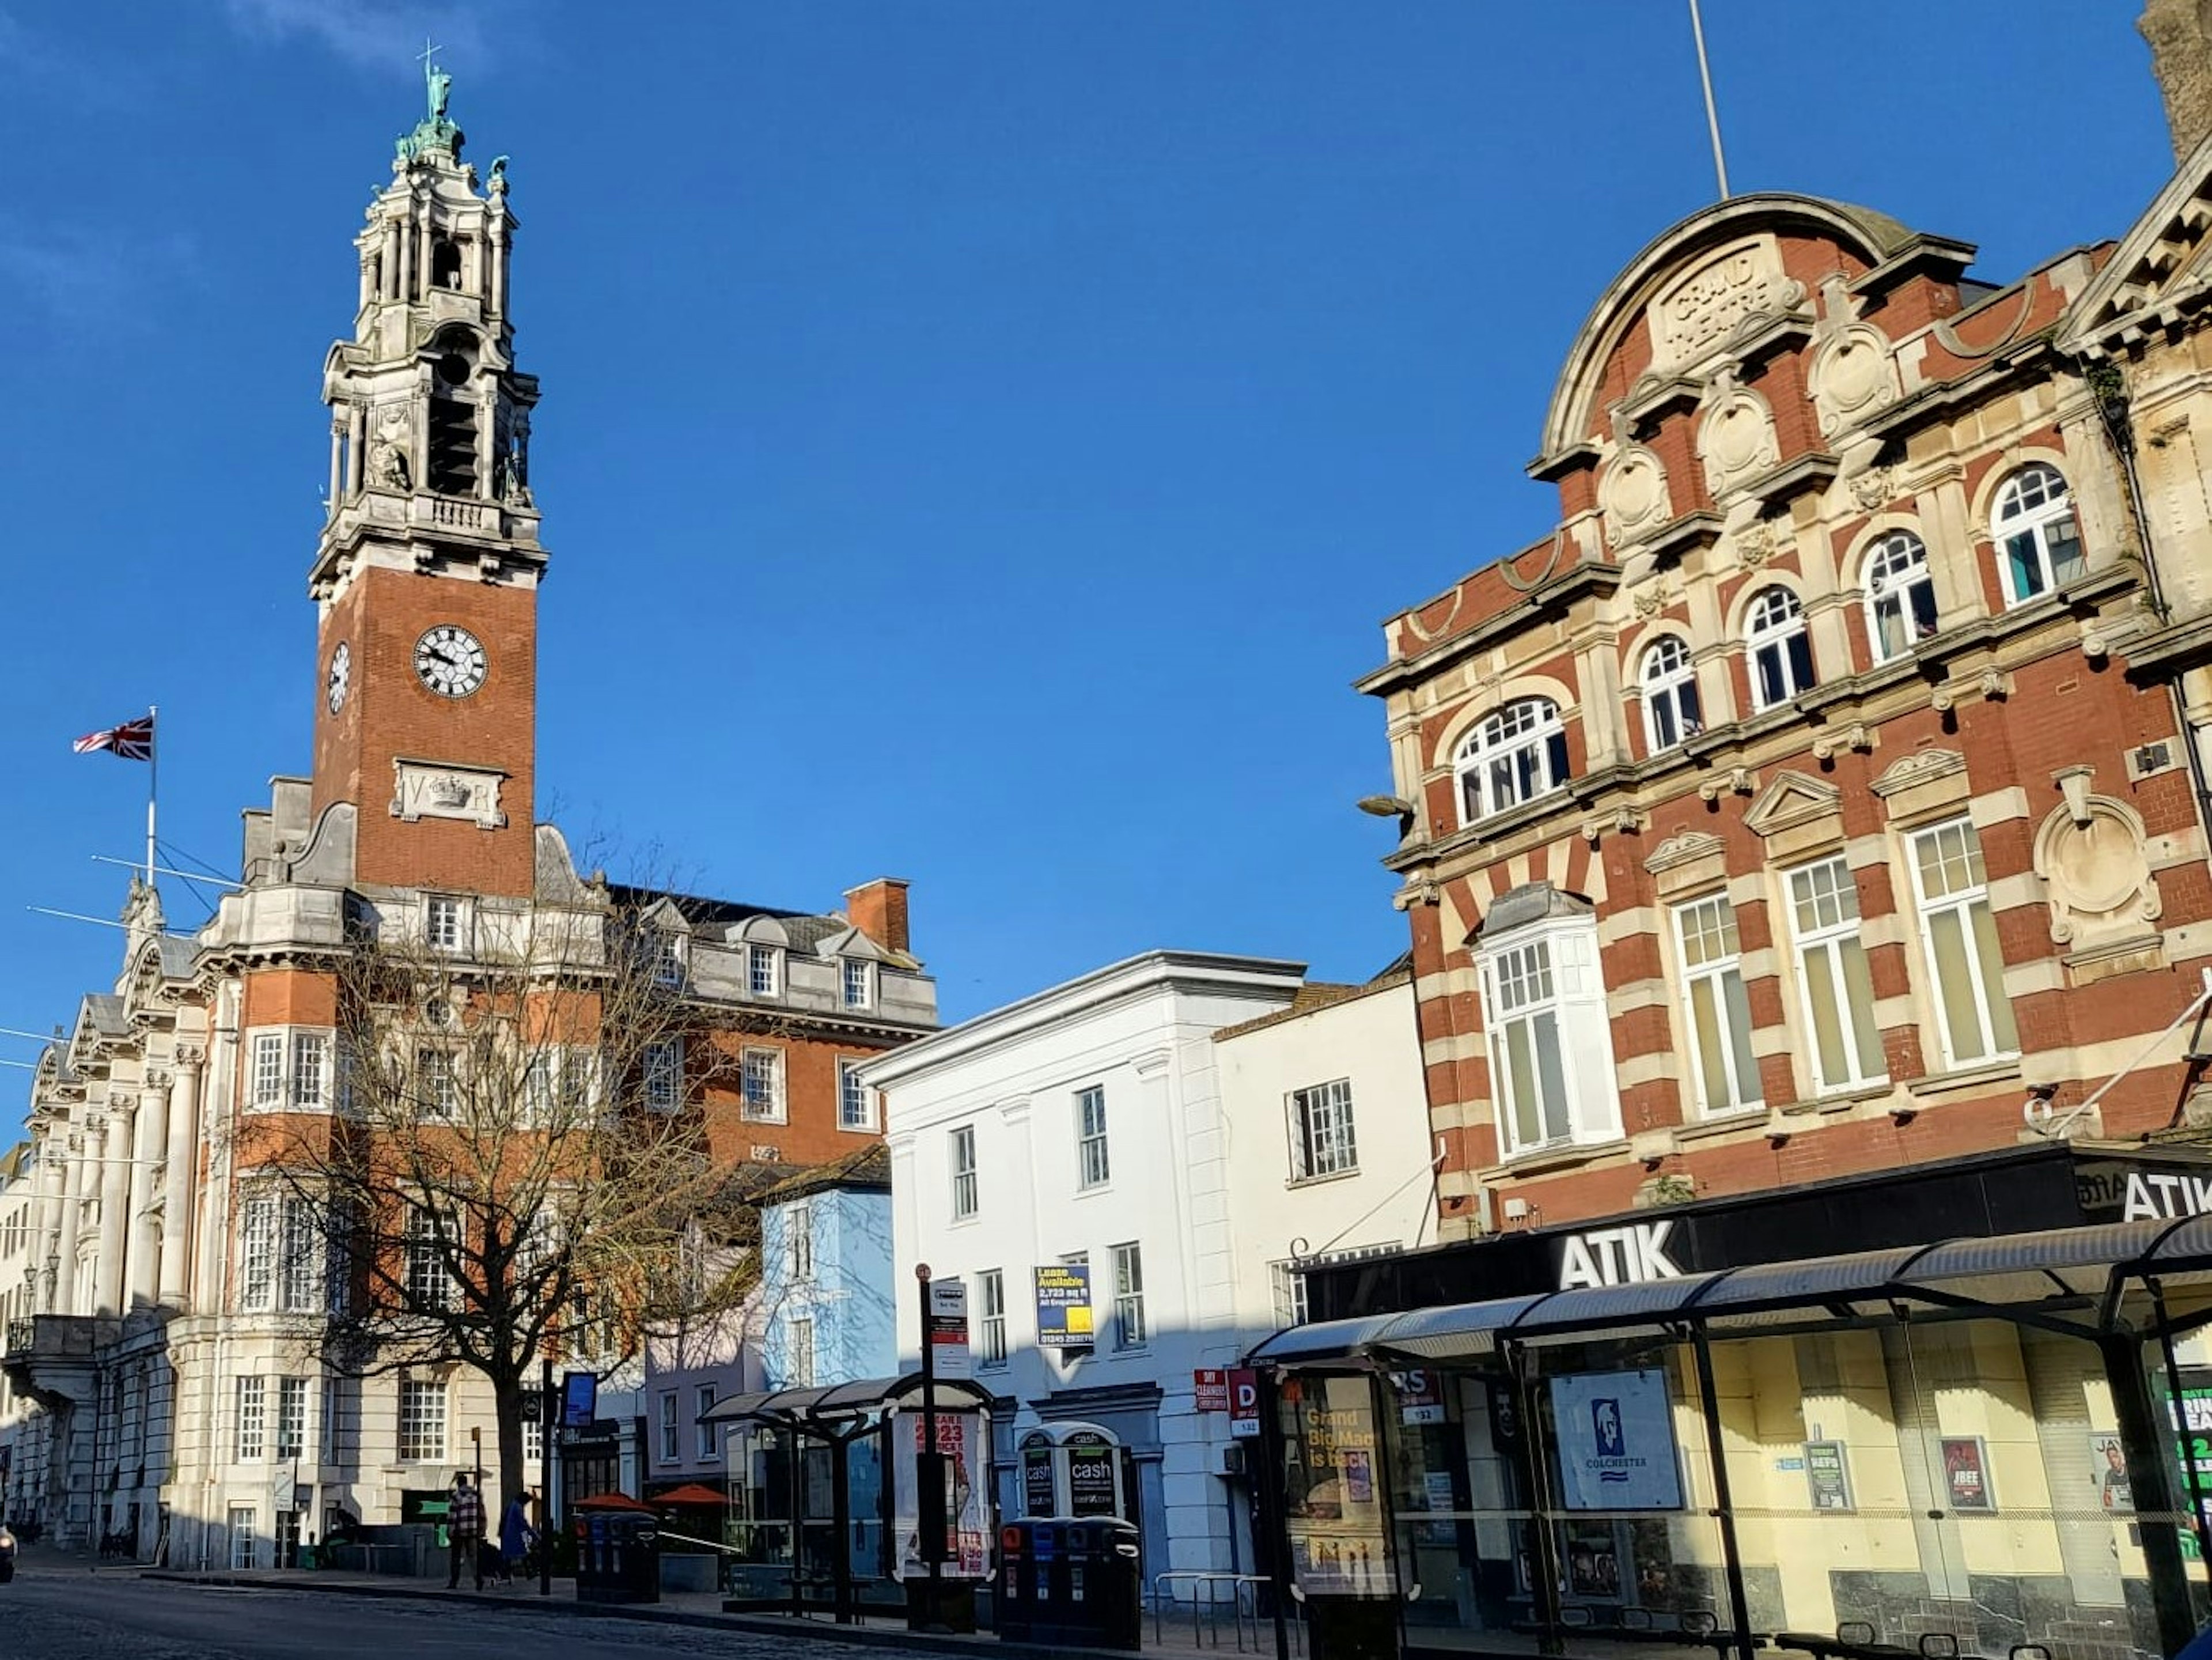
747;944;781;997
653;933;687;989
1455;699;1569;826
842;958;875;1011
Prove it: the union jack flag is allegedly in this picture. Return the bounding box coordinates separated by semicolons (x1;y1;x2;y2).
72;713;155;762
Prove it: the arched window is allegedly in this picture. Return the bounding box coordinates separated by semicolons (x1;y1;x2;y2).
1639;636;1703;753
1993;463;2085;604
1863;531;1938;662
1745;586;1813;711
1455;699;1569;825
430;237;465;292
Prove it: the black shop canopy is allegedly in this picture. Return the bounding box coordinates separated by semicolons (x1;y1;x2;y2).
698;1371;995;1432
1253;1144;2212;1369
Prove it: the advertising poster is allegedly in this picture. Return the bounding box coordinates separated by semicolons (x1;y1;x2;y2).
1066;1433;1120;1518
1033;1264;1094;1349
1548;1370;1684;1512
1393;1368;1446;1426
1941;1437;1993;1512
892;1409;989;1579
1020;1434;1058;1518
1804;1441;1853;1512
2090;1433;2132;1511
1281;1376;1392;1597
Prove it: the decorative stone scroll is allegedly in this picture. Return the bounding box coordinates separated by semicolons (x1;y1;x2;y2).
1600;445;1673;544
1696;377;1781;499
391;758;508;829
1808;324;1901;437
2034;776;2164;970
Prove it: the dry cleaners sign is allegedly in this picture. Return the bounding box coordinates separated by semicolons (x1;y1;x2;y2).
1556;1220;1683;1290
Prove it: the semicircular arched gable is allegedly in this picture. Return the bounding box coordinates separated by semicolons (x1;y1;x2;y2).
1537;195;1927;471
1427;674;1580;771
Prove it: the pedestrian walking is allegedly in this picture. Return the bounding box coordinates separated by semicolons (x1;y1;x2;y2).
498;1491;534;1586
445;1472;486;1591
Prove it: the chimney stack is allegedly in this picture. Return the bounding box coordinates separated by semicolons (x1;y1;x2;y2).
844;877;911;956
2143;0;2212;161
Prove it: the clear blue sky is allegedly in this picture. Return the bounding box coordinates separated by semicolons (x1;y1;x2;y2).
0;2;2175;1118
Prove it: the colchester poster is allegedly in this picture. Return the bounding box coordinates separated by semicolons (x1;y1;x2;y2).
1548;1370;1684;1512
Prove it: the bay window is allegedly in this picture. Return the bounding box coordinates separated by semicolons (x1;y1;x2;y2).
1784;857;1886;1092
1476;902;1621;1156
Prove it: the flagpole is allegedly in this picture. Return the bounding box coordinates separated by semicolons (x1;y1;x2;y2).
1687;0;1731;200
146;703;158;891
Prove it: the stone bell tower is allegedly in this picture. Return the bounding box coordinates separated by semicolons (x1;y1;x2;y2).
309;55;546;897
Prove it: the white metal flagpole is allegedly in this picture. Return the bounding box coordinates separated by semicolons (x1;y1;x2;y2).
1687;0;1732;200
146;703;158;890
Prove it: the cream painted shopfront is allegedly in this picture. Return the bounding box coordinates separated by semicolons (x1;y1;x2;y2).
1251;1145;2212;1660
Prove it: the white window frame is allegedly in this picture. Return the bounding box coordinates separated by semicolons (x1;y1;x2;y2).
1288;1078;1358;1181
1907;817;2021;1069
836;1059;874;1132
643;1038;684;1112
747;943;782;997
842;958;875;1011
1272;1242;1402;1327
424;894;468;955
236;1374;266;1462
275;1375;307;1460
1110;1242;1146;1351
417;1046;457;1119
279;1195;318;1314
248;1027;339;1113
404;1206;457;1311
397;1377;447;1463
524;1410;544;1465
653;931;688;989
1993;463;2085;606
240;1196;277;1311
949;1125;978;1220
1639;635;1703;753
1455;698;1569;826
788;1315;816;1387
1745;585;1815;710
789;1196;814;1283
1075;1085;1110;1190
251;1031;286;1109
1863;530;1938;663
740;1047;785;1122
977;1269;1007;1368
1476;914;1622;1158
696;1386;719;1461
1785;856;1888;1094
228;1505;259;1571
658;1390;679;1463
1674;893;1764;1116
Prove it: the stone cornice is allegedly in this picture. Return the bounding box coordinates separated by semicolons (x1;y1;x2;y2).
1358;560;1624;699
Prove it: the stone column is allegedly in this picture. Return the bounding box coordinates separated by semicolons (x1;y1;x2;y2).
398;213;416;303
96;1101;133;1316
127;1075;165;1310
328;417;346;508
52;1127;88;1314
346;404;366;497
160;1052;202;1309
33;1141;66;1311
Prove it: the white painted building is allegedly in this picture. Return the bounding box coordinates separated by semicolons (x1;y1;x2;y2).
870;951;1436;1589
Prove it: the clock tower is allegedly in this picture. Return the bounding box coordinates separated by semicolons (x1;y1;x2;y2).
310;60;545;897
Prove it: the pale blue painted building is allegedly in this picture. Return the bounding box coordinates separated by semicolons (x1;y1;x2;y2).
757;1146;896;1391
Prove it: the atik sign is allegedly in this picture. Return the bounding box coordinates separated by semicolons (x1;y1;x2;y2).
1226;1368;1262;1440
927;1279;971;1381
1555;1219;1683;1290
1193;1368;1229;1413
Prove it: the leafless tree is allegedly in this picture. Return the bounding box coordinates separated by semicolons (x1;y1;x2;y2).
243;883;782;1508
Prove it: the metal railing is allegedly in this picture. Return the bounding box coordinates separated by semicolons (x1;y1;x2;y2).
1150;1571;1301;1654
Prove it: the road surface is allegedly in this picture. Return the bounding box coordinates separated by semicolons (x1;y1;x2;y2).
0;1555;937;1659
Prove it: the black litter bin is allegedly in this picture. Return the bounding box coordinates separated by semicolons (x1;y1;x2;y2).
993;1517;1140;1651
575;1509;660;1605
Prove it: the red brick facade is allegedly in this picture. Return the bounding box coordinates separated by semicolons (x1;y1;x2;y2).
1364;194;2212;1241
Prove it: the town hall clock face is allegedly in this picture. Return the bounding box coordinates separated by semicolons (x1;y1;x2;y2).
325;641;351;713
414;624;488;698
